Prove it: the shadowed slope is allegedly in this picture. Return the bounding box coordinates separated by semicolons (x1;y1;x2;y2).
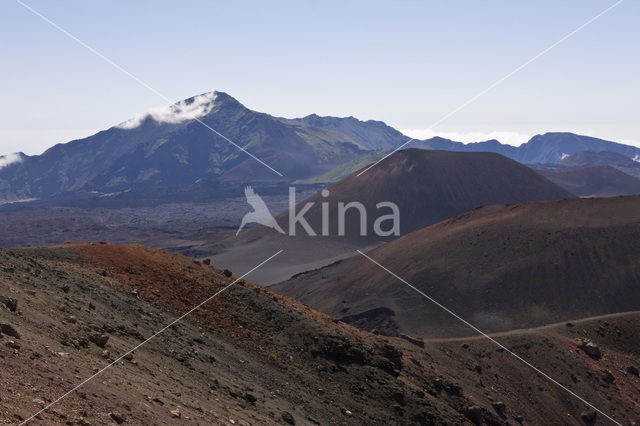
537;165;640;197
274;196;640;338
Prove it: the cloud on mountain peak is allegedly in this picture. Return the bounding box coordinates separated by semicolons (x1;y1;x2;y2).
0;153;23;170
116;92;218;130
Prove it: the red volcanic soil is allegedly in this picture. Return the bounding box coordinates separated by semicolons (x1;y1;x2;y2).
75;243;271;345
2;243;639;425
0;244;462;425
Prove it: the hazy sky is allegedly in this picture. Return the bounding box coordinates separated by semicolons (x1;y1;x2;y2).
1;0;638;156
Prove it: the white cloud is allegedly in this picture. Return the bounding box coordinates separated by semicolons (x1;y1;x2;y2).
116;92;218;129
0;153;23;170
400;128;532;147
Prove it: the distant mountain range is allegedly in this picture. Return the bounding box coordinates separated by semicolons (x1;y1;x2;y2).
2;91;640;203
557;150;640;179
531;150;640;197
0;92;371;202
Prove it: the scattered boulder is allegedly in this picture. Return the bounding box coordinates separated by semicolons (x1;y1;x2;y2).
109;412;125;424
491;401;506;415
1;297;18;312
5;340;20;350
601;369;615;384
75;417;91;426
580;409;597;424
244;393;257;403
340;407;353;416
90;334;109;348
281;411;295;425
170;409;181;418
432;378;463;397
202;258;211;266
626;365;639;376
223;269;233;278
0;323;21;339
463;405;483;424
579;340;601;359
70;338;87;349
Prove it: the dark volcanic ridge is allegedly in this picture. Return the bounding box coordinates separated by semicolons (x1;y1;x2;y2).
198;149;574;285
279;148;574;241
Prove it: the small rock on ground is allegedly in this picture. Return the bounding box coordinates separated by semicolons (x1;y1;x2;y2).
281;411;295;425
0;323;21;339
90;333;109;348
109;412;125;424
579;340;601;359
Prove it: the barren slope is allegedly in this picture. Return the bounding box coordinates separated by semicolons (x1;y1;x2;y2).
2;244;639;425
274;196;640;338
0;244;464;425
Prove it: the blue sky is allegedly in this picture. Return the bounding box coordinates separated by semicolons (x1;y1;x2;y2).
1;0;638;155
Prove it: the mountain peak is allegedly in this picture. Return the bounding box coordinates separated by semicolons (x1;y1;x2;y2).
116;91;223;129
